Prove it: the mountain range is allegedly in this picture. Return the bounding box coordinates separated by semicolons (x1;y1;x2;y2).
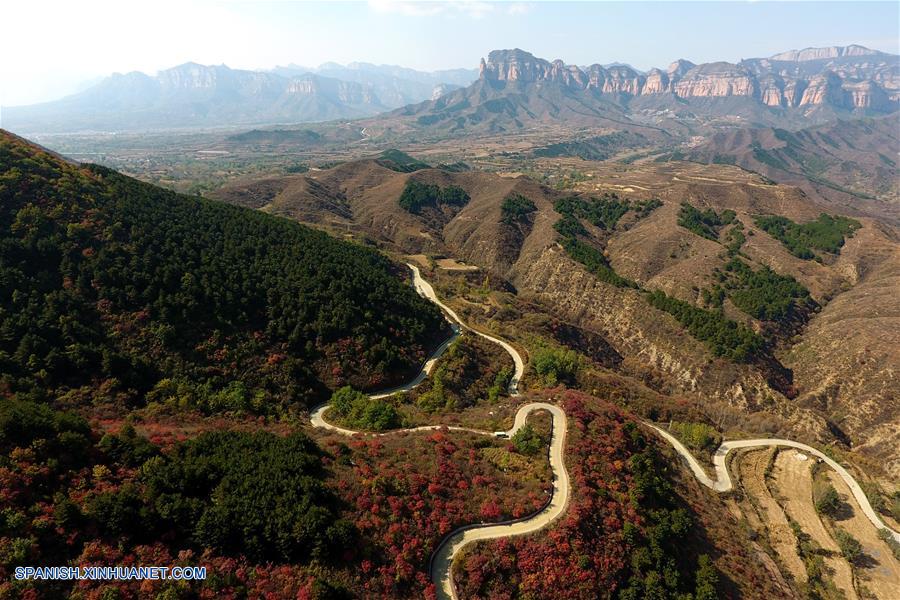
2;45;896;135
666;116;899;206
272;62;476;106
0;62;478;133
378;45;898;138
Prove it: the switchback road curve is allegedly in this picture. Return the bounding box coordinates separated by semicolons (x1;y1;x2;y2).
309;262;899;599
646;424;900;544
309;264;564;600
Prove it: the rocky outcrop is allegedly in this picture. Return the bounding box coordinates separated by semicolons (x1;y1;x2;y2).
770;44;882;62
600;65;644;95
431;83;461;100
841;79;892;110
667;59;696;80
643;68;670;94
475;47;898;112
673;62;758;98
479;49;555;83
782;78;808;107
286;75;377;105
799;71;845;106
758;75;785;107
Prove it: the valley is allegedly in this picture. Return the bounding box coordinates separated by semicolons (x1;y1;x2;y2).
306;262;898;599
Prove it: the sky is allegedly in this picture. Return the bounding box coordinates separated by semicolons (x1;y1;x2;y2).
2;0;898;106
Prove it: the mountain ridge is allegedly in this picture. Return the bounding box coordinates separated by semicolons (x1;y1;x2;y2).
475;46;898;110
1;61;475;133
3;44;895;135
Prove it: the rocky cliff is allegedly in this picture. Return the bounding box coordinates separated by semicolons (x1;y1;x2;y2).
478;46;898;111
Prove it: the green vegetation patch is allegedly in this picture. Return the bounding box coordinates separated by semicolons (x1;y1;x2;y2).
552;194;648;289
413;336;512;412
708;258;812;322
375;149;430;172
141;430;352;563
677;202;736;241
753;213;861;260
0;133;446;412
555;194;631;230
668;421;722;454
834;529;863;564
723;222;746;256
500;193;537;225
511;423;547;456
750;142;791;171
398;179;470;214
329;386;401;431
533;132;644;161
814;483;842;518
531;344;581;386
633;198;663;218
646;290;764;362
561;237;639;288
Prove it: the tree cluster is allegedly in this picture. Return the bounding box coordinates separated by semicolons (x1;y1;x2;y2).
677;202;736;241
0;133;446;413
646;290;764;362
375;149;430;173
754;213;861;259
705;257;812;322
329;386;401;431
398;179;470;214
500;193;536;225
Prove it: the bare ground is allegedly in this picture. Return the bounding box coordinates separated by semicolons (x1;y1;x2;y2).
770;449;858;600
824;470;900;600
736;448;807;583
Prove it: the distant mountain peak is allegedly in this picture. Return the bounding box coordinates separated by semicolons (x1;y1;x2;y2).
769;44;882;62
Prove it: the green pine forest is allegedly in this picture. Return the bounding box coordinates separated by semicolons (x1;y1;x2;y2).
0;132;448;415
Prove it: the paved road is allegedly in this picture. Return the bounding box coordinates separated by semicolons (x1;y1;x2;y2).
430;402;568;600
406;263;524;396
646;424;900;544
308;263;899;599
309;265;562;599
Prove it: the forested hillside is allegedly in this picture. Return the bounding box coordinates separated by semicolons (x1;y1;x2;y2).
0;131;448;414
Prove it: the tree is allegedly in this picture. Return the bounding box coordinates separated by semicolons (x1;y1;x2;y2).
694;554;719;600
511;424;546;456
330;386;400;431
532;346;581;386
500;194;536;225
331;386;368;417
834;528;862;564
814;484;841;517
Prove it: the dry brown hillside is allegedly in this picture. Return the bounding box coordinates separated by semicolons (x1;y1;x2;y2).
212;158;900;478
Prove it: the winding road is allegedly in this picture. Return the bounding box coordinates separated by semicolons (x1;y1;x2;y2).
309;262;900;599
310;264;562;599
646;424;900;544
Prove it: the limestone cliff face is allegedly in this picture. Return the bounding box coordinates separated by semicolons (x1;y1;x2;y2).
782;78;808;107
840;80;892;110
479;49;555;83
157;63;222;90
600;66;644;95
477;46;898;111
667;59;696;80
770;44;880;62
758;75;786;107
643;68;670;94
286;76;376;105
799;72;845;106
673;62;758;98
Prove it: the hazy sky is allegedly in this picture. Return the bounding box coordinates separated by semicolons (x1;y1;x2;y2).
2;0;898;106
